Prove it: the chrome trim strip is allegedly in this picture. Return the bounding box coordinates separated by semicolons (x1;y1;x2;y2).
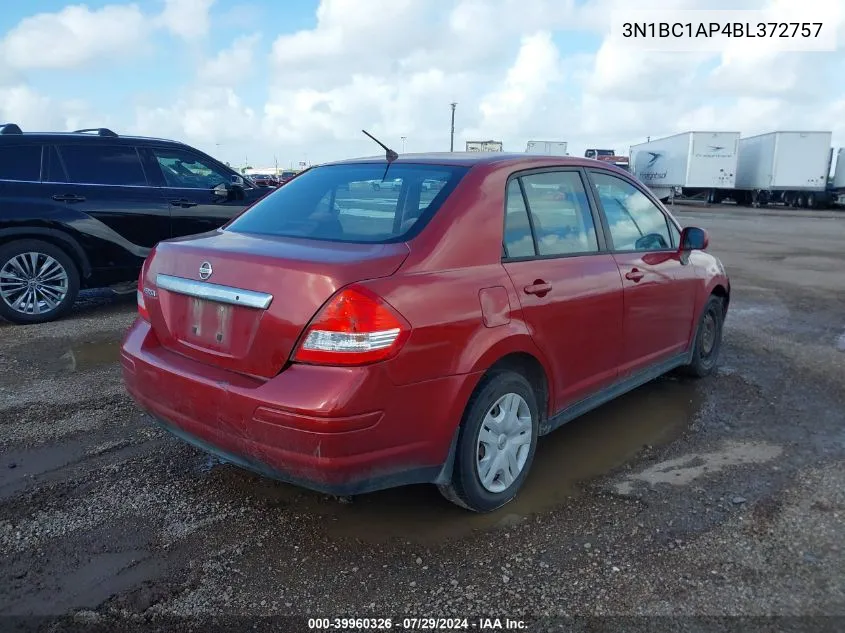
156;274;273;309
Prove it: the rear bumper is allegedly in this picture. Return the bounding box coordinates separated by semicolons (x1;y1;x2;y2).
121;320;478;495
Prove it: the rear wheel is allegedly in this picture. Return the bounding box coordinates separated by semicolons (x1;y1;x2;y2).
439;370;539;512
0;239;79;324
680;295;724;378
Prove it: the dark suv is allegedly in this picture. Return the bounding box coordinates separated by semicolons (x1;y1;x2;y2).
0;123;272;324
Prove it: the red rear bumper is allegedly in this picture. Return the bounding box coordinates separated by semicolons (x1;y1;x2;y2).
121;319;477;495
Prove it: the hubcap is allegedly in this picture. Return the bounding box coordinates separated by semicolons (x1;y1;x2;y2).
700;311;717;356
476;393;533;494
0;252;69;315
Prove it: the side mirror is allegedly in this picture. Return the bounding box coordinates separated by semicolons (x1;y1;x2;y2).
212;183;229;199
680;226;709;251
231;175;245;186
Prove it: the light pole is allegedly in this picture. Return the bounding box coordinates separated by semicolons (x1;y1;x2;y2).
401;136;407;153
450;102;457;152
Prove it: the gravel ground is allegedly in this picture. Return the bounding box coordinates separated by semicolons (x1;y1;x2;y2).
1;206;844;632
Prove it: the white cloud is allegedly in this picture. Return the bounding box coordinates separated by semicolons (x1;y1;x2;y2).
468;32;564;140
157;0;216;41
197;34;261;85
0;4;149;70
3;0;844;167
0;84;90;131
134;88;257;150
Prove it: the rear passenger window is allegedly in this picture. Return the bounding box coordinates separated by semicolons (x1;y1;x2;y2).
503;180;536;258
520;171;599;256
0;145;41;181
59;145;147;186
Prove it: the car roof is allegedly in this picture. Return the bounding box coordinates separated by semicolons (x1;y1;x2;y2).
323;152;618;171
0;131;189;146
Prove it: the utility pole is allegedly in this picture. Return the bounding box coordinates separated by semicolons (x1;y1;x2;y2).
450;102;457;152
401;136;407;153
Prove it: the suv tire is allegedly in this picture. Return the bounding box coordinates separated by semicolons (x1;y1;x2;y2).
439;370;539;512
0;239;80;324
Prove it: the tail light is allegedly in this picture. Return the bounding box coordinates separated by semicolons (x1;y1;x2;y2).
292;286;410;366
136;256;152;322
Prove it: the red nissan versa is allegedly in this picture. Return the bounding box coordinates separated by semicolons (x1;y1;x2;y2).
121;153;730;512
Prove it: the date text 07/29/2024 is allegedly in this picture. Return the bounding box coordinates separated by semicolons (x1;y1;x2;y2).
307;617;527;630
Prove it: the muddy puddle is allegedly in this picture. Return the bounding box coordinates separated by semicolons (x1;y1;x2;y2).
6;339;123;376
215;377;703;544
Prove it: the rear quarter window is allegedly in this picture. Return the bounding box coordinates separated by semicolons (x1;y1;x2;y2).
226;163;468;243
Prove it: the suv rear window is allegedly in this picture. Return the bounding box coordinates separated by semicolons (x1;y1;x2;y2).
0;145;41;181
226;163;468;243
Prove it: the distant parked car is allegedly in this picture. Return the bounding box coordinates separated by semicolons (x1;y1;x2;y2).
249;174;279;188
122;152;729;512
0;123;274;324
367;178;401;190
278;170;297;185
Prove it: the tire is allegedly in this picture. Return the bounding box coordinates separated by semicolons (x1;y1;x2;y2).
0;239;80;325
796;193;807;209
680;295;725;378
438;370;539;512
806;193;816;209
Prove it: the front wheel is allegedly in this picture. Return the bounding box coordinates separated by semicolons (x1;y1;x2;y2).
0;239;80;324
439;371;539;512
680;295;725;378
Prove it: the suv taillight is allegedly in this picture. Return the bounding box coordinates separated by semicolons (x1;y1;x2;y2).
292;286;410;366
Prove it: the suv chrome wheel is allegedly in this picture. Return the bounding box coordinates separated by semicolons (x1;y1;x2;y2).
0;251;70;315
0;240;79;324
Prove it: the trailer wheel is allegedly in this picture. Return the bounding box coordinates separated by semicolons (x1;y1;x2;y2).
795;193;806;208
782;192;794;207
806;193;816;209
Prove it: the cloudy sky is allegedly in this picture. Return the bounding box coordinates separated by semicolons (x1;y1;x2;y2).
1;0;844;170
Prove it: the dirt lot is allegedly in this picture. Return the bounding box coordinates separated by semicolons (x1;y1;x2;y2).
1;205;844;632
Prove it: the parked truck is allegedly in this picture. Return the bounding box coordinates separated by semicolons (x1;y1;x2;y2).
465;140;503;152
629;132;740;202
826;147;845;208
584;149;629;171
733;131;832;208
525;140;568;155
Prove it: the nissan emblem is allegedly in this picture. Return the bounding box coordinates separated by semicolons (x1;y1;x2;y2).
199;261;213;280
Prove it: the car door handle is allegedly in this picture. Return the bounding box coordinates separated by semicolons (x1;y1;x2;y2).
625;268;645;282
170;199;198;208
52;194;86;203
524;281;552;296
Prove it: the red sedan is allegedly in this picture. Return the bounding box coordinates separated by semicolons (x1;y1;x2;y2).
121;153;730;512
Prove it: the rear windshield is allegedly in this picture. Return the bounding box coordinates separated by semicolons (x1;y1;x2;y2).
226;163;468;243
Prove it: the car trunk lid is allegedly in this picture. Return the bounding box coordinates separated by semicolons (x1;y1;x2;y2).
143;230;410;378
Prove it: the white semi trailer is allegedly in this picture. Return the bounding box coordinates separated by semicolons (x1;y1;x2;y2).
733;131;832;208
465;140;503;152
629;131;740;202
525;140;568;155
